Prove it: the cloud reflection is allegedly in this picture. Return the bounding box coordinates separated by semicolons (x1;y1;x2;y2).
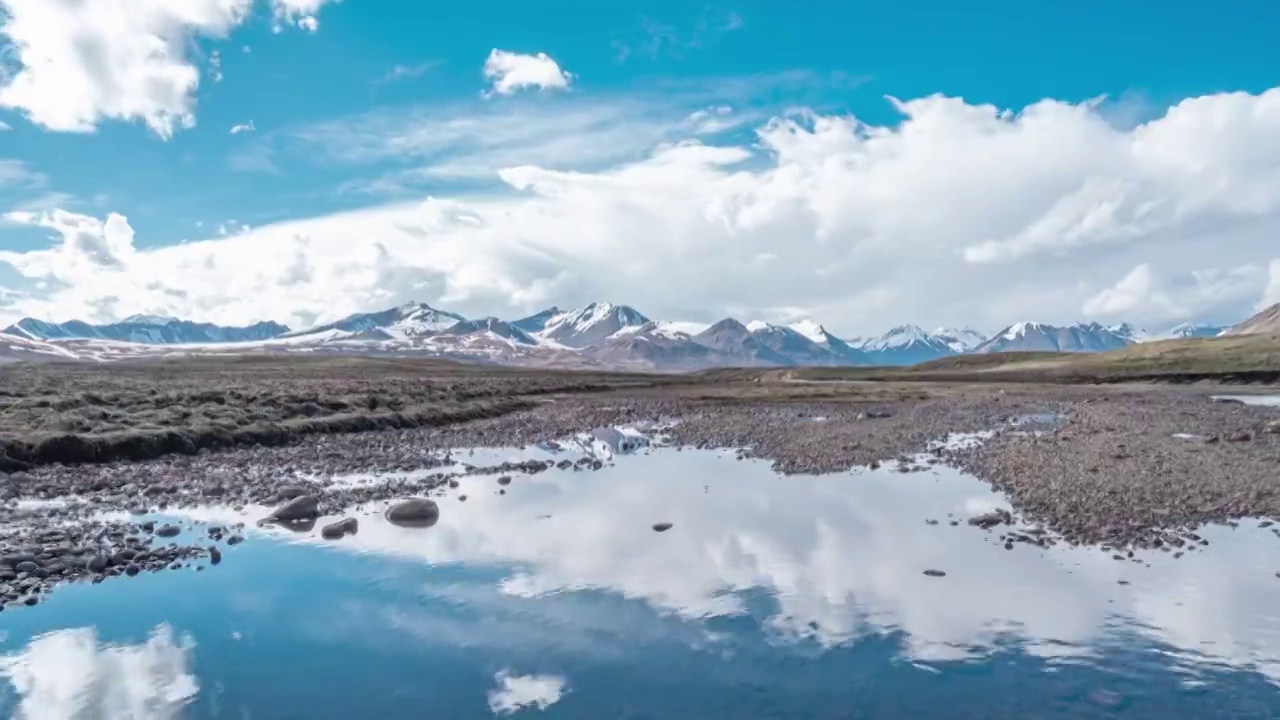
177;445;1280;682
0;625;198;720
487;671;566;715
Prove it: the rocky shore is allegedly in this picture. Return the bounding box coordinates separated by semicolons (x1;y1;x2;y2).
1;377;1278;610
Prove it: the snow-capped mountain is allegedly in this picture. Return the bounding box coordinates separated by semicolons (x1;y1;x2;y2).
1163;322;1227;339
973;321;1133;354
788;320;872;364
435;318;538;346
853;325;958;366
932;327;989;353
585;326;728;370
747;321;866;366
510;307;562;334
693;319;793;366
535;303;650;348
2;317;290;344
4;300;1259;370
1104;323;1157;344
1224;303;1280;336
284;302;464;341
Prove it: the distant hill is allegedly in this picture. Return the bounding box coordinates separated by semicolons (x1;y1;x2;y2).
1224;303;1280;336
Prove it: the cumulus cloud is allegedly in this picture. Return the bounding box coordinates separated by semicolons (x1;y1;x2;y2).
0;625;198;719
1082;264;1182;318
0;0;337;137
3;88;1280;332
483;50;572;96
230;120;256;135
487;672;567;715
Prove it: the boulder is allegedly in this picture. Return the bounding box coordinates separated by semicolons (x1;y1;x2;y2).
321;518;359;540
268;495;320;524
385;499;440;528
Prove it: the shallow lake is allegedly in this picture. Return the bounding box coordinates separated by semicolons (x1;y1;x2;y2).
3;434;1280;719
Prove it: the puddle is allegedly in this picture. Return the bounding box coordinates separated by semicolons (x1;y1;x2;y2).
6;445;1280;717
1212;394;1280;407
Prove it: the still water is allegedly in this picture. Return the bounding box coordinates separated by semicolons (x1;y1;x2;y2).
3;432;1280;719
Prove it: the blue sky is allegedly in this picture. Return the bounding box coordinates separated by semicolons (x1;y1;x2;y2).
1;0;1279;333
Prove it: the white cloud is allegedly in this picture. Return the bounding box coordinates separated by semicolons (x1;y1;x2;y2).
0;119;11;131
270;0;337;31
230;120;256;134
1082;264;1180;318
487;672;566;715
4;88;1280;331
483;50;572;96
0;625;198;719
0;0;251;137
1;209;137;282
0;0;337;138
1262;259;1280;310
255;89;762;195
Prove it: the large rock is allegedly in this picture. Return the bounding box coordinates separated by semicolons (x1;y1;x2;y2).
385;499;440;528
321;518;359;540
268;495;320;524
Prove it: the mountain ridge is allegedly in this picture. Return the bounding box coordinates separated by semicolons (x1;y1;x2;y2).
1;301;1261;370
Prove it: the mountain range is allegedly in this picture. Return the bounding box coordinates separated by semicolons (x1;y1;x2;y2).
1;302;1273;370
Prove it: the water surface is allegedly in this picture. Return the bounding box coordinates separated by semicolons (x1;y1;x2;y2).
1212;394;1280;407
3;437;1280;719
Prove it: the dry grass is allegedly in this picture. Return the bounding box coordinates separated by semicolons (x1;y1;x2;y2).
0;356;678;469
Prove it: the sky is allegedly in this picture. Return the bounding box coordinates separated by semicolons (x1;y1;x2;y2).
1;0;1279;336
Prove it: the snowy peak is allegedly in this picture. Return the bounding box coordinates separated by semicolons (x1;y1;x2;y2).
436;317;538;346
976;321;1133;354
694;318;793;366
287;302;465;340
860;325;938;351
788;320;830;345
851;325;956;366
932;327;988;353
538;302;650;348
745;320;869;366
1164;322;1227;339
1105;322;1150;343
